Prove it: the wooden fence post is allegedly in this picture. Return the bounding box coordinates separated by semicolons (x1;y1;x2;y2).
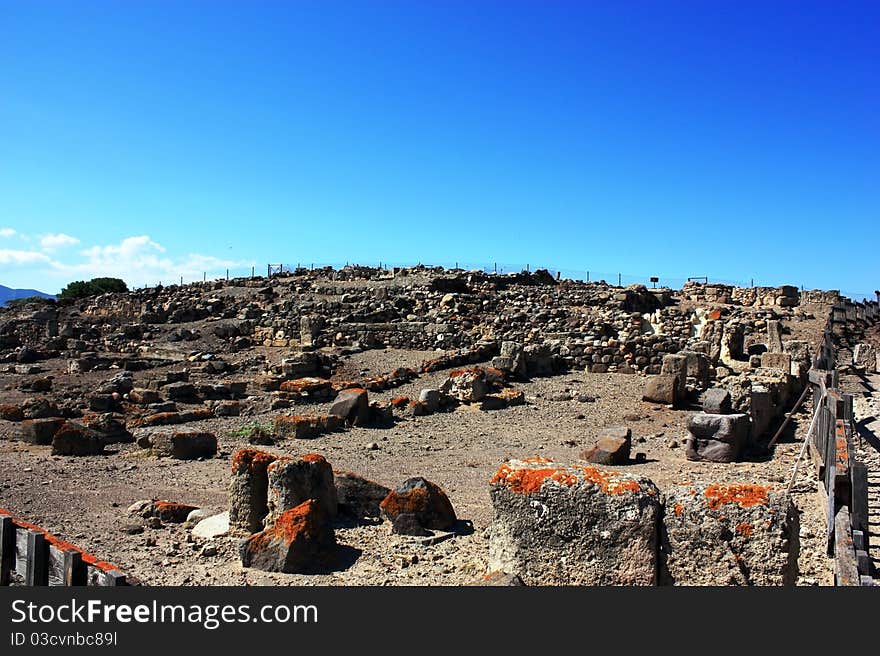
63;549;87;586
0;516;14;585
26;530;48;586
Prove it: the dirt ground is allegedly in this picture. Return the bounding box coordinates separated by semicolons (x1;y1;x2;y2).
0;345;834;586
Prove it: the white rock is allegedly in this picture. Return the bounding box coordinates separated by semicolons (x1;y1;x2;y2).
186;508;211;523
192;511;230;540
127;499;153;515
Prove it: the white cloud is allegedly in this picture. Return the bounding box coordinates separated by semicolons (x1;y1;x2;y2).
0;249;52;266
0;228;16;238
40;233;80;251
2;234;252;291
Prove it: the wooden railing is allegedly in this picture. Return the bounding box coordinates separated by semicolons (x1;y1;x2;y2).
0;509;128;587
809;301;875;585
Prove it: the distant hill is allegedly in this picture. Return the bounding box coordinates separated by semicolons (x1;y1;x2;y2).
0;284;56;307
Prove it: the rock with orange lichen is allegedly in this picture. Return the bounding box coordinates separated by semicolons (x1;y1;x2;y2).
238;500;336;573
440;368;491;403
51;422;106;456
380;477;457;535
266;453;337;525
488;458;660;585
0;404;24;422
146;500;199;523
229;448;280;533
662;483;799;586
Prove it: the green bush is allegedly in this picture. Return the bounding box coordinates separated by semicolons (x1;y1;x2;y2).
58;277;128;300
230;422;275;445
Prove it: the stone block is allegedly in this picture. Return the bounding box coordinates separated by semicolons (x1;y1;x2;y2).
488;458;661;585
229;449;279;533
380;477;457;534
663;484;799;585
328;388;370;426
239;500;336;573
20;417;66;445
685;413;750;462
643;375;678;405
151;431;217;459
702;388;732;414
334;470;391;520
266;453;337;525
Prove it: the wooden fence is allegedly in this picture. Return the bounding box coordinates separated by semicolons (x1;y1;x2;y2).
809;299;876;585
0;509;128;587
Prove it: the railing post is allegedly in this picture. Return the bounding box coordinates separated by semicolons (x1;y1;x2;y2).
63;549;87;586
0;516;14;586
26;530;49;586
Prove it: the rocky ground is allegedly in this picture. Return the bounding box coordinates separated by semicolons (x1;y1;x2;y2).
0;270;850;586
0;347;833;586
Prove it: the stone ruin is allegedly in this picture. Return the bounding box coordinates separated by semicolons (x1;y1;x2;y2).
0;264;863;585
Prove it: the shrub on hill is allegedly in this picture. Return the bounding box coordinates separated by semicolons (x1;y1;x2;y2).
58;277;128;300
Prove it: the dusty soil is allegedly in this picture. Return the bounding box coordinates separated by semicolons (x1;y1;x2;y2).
0;346;833;586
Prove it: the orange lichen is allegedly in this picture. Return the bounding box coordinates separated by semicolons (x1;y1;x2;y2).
735;523;753;537
250;500;323;548
379;486;429;515
0;405;24;421
279;378;330;394
577;466;642;495
231;448;278;473
448;367;485;378
490;463;578;493
703;484;770;510
390;396;411;408
140;412;182;427
674;504;683;516
300;453;326;465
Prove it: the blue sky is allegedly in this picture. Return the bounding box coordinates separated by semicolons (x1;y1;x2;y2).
0;1;877;298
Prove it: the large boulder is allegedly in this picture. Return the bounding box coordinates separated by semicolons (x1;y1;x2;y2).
660;354;688;398
488;458;661;585
266;453;337;525
380;477;457;535
151;431;217;459
663;484;799;585
229;449;280;533
685;413;750;463
238;500;336;573
702;388;732;414
51;422;105;456
52;421;104;456
19;417;66;445
523;343;556;377
164;382;198;402
0;405;24;422
334;471;391;520
579;426;632;465
21;397;59;419
643;375;679;405
328;388;370;426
